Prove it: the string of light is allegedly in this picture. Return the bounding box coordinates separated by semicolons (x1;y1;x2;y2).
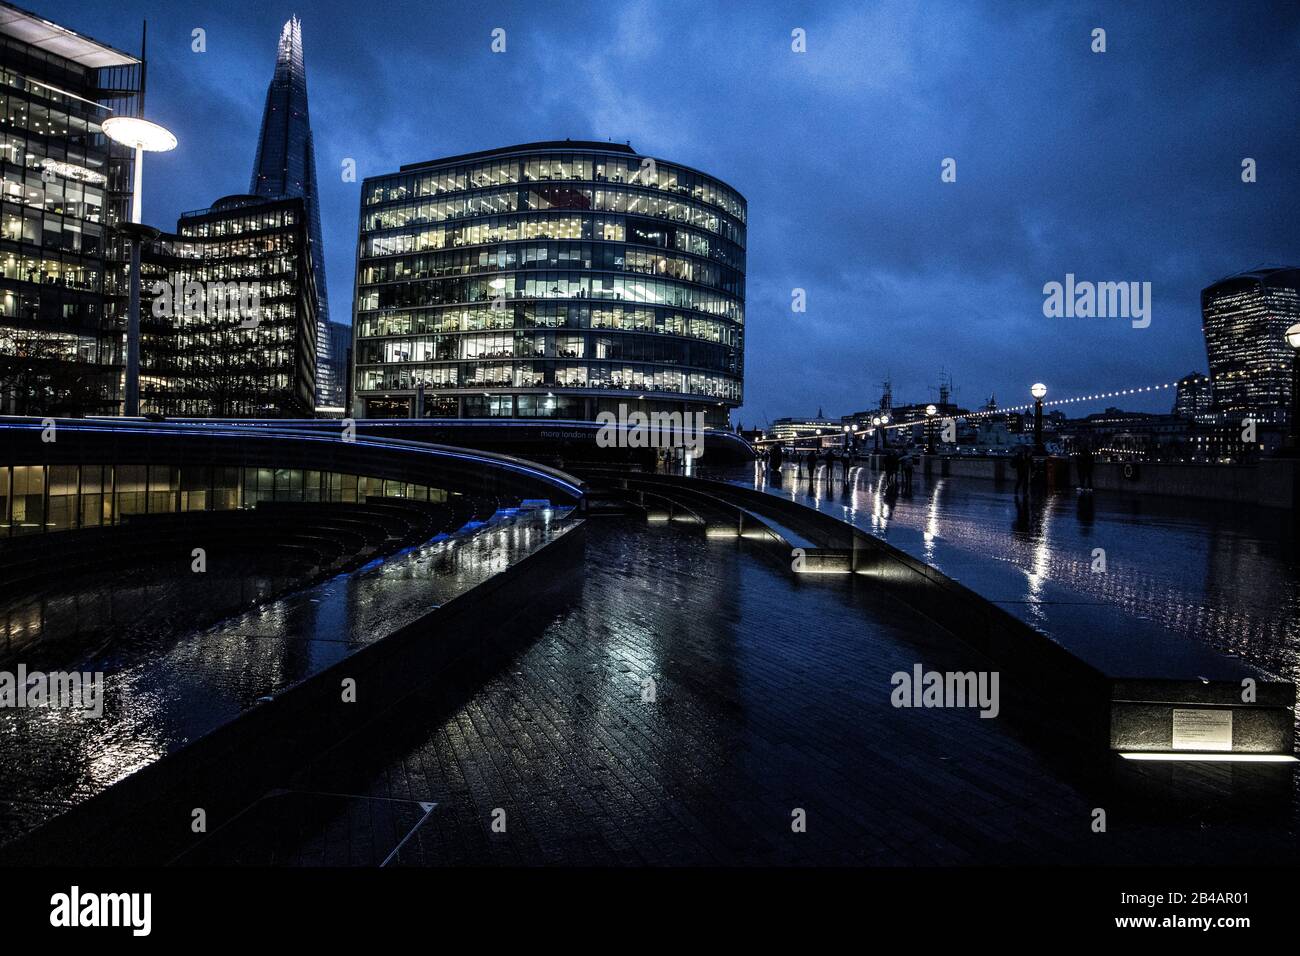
758;381;1180;442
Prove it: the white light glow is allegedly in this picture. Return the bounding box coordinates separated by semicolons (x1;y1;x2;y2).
1119;752;1298;763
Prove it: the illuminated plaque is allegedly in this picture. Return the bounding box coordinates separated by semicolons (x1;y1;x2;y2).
1171;708;1232;751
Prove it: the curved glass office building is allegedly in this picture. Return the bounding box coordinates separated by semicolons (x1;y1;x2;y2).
351;141;744;426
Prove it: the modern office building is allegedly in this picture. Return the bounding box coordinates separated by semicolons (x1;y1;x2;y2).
0;1;141;416
323;319;349;410
351;140;745;425
249;16;332;407
1172;371;1212;420
139;194;318;417
1201;267;1300;421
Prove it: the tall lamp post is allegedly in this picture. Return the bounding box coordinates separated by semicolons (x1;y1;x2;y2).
871;416;881;452
1030;382;1047;453
1287;324;1300;453
925;404;937;454
102;116;176;417
879;413;891;451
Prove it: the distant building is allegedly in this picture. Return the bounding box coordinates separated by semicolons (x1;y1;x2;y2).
1201;267;1300;421
1172;371;1212;420
140;194;318;417
325;320;350;409
249;17;332;407
0;2;142;415
771;411;839;445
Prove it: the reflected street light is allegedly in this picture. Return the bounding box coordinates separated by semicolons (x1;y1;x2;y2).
102;115;177;418
1030;382;1047;453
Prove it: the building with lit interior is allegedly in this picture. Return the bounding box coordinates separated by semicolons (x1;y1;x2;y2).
139;194;318;417
351;140;745;426
1201;267;1300;422
249;16;333;408
0;1;141;416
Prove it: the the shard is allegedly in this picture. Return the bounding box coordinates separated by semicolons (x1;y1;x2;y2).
249;16;334;407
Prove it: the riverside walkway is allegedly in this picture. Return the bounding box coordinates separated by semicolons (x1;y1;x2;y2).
727;461;1300;687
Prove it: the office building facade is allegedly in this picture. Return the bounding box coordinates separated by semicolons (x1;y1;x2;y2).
0;1;140;416
249;16;332;407
140;194;318;417
351;140;745;425
1201;267;1300;421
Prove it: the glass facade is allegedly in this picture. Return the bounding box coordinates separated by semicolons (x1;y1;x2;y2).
0;17;140;416
352;141;745;425
249;17;334;407
139;195;319;417
0;461;447;537
1201;268;1300;421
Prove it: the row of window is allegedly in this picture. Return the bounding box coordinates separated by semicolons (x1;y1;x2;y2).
360;241;743;297
355;301;741;347
356;361;742;400
364;184;745;248
359;271;743;322
0;463;449;536
179;206;300;239
367;152;745;223
363;212;743;270
357;332;737;369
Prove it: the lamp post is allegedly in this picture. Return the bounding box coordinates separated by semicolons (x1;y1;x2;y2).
871;416;881;452
102;116;176;417
1287;323;1300;453
1030;382;1047;454
926;404;937;455
842;423;852;454
879;413;890;450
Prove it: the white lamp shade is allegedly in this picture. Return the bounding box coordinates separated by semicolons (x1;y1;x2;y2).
1287;323;1300;350
102;116;177;152
1031;382;1048;399
926;404;937;416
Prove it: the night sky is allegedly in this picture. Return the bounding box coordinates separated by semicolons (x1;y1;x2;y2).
40;0;1300;424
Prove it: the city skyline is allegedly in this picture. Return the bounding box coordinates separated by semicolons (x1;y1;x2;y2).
34;0;1300;425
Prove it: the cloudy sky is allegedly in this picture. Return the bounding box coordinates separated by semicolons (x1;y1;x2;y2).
44;0;1300;423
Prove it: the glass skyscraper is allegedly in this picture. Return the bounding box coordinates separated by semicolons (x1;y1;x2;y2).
249;16;332;409
0;1;141;416
1201;267;1300;421
351;140;745;425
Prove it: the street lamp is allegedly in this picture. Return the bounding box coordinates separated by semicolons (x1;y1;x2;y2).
842;423;852;453
925;403;938;455
1287;323;1300;451
102;116;177;417
1030;382;1047;453
879;413;890;451
871;416;882;452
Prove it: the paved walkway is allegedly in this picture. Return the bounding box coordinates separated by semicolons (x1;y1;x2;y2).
180;517;1299;866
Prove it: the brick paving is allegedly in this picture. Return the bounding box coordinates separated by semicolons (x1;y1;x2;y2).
187;517;1300;865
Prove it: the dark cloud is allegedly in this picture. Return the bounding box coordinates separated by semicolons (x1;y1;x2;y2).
44;0;1300;422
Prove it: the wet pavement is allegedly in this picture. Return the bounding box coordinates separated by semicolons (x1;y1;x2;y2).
727;462;1300;684
179;517;1299;866
0;508;575;848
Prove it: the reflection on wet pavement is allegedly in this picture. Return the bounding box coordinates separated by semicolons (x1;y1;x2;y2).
189;517;1298;865
731;463;1300;682
0;508;576;847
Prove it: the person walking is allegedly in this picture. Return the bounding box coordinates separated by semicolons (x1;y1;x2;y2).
1013;445;1030;499
1077;439;1095;492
